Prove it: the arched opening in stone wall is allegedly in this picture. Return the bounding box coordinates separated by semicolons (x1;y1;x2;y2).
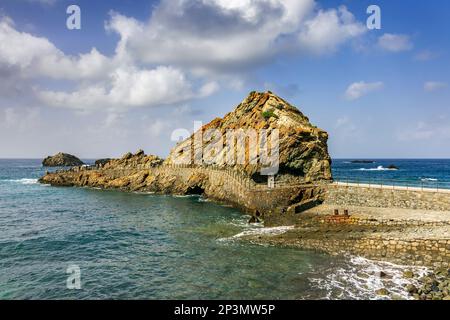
186;185;205;195
251;172;267;184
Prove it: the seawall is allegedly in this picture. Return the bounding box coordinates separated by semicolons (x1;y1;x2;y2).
40;165;325;219
324;183;450;211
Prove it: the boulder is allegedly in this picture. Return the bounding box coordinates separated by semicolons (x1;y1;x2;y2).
94;158;111;167
42;153;84;167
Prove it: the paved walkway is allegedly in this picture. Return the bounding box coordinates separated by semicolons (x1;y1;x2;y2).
333;181;450;194
305;204;450;223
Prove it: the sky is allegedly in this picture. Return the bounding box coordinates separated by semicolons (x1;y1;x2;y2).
0;0;449;159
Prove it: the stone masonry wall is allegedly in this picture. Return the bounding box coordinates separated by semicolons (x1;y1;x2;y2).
98;166;315;215
276;236;450;268
324;184;450;211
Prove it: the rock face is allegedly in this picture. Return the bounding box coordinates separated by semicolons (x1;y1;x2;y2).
95;158;112;167
166;91;331;183
42;153;84;167
39;91;332;218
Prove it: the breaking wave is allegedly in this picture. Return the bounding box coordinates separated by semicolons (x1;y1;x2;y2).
421;178;438;182
4;178;38;185
309;256;429;300
356;166;397;171
217;225;294;242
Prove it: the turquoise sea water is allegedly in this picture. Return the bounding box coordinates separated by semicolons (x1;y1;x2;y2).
0;159;445;300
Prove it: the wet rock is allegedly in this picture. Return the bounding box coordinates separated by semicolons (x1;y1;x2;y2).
248;216;261;224
411;269;450;300
375;288;389;296
406;284;418;294
403;270;414;279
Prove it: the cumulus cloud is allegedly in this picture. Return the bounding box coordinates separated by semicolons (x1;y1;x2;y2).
424;81;447;92
0;15;216;112
0;18;112;80
39;66;216;111
377;33;413;52
106;0;365;73
344;81;384;100
0;1;367;113
297;6;366;54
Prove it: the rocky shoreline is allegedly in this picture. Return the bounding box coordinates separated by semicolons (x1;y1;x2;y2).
405;268;450;300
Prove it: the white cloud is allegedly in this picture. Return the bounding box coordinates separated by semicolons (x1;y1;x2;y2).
414;50;439;61
0;15;218;112
344;81;384;100
397;120;450;142
424;81;447;92
298;6;366;54
0;107;41;132
106;1;365;73
26;0;56;5
377;33;413;52
0;1;367;113
0;17;112;80
38;66;210;112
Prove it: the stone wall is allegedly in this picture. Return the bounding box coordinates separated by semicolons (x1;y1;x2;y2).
279;236;450;268
324;184;450;211
98;166;319;216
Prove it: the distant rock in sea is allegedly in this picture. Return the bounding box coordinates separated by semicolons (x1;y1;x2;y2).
350;160;375;164
42;153;84;167
387;165;399;170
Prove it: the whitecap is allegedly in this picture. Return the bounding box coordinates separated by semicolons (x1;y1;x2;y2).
218;225;294;242
309;256;429;300
4;178;38;185
356;166;397;171
420;178;438;182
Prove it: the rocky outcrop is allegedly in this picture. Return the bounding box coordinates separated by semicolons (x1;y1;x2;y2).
166;91;331;183
42;153;84;167
39;91;332;218
95;158;112;167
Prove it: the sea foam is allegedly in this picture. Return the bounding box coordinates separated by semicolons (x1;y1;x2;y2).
5;178;38;185
309;256;429;300
356;166;397;171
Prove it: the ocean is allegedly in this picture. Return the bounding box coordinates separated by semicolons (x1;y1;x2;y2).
332;159;450;189
1;159;447;300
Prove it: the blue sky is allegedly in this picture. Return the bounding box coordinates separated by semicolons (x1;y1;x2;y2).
0;0;449;158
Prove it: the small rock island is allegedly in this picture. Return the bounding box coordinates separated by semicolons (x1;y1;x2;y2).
42;152;84;167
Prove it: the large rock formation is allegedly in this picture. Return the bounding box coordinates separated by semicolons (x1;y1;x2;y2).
39;91;332;219
42;153;84;167
166;91;331;183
